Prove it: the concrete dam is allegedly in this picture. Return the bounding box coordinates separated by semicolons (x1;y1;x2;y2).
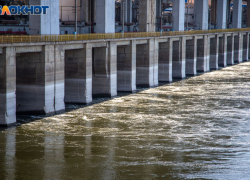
0;29;249;126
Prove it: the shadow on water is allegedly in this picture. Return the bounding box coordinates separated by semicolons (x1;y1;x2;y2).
1;61;246;129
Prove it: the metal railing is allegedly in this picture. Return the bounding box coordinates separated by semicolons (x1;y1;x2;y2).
0;28;249;44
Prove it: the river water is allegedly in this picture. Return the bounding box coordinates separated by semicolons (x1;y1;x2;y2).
1;62;250;180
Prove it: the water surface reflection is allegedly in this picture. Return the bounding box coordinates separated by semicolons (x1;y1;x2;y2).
1;62;250;179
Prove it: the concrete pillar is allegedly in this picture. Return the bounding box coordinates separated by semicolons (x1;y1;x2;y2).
234;33;243;63
0;47;16;126
29;0;59;35
16;46;55;115
80;0;89;22
152;39;159;86
194;0;209;30
186;37;197;75
232;0;242;28
207;35;211;70
158;39;173;82
247;0;250;27
217;0;227;29
138;0;156;32
43;46;56;115
210;35;219;70
54;45;65;112
197;36;209;72
96;0;115;33
136;39;158;87
248;36;250;59
109;42;118;96
211;0;217;25
227;34;235;65
172;0;185;31
117;41;136;92
156;0;161;31
92;42;117;97
243;33;249;61
121;0;133;24
127;0;133;24
172;37;186;79
218;35;227;67
65;46;92;104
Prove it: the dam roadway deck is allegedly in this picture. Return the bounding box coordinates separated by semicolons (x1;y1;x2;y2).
0;29;250;126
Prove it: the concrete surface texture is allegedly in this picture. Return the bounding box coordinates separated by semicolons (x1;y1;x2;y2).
227;35;235;65
210;35;219;70
29;0;60;35
0;31;249;126
23;0;250;34
194;0;209;30
96;0;115;33
158;40;173;82
217;0;227;29
172;0;185;31
233;0;243;28
186;37;197;75
138;0;156;32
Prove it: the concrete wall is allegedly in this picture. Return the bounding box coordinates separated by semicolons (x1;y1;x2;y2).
96;0;115;33
247;0;250;27
210;36;219;70
65;49;90;103
186;37;197;75
232;0;242;28
60;0;81;21
92;43;117;97
172;0;185;31
243;33;249;61
136;39;158;87
1;31;250;126
136;43;150;86
197;36;209;72
138;0;156;32
172;38;186;78
29;0;60;35
16;52;46;114
218;35;227;67
0;48;16;126
194;0;209;30
117;42;136;92
227;35;235;65
54;45;65;112
234;34;243;63
0;52;6;125
158;40;172;82
217;0;227;29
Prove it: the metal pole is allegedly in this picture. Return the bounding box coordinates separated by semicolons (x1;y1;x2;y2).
122;0;125;33
186;0;189;30
160;0;162;35
75;0;77;34
61;6;63;21
210;4;211;29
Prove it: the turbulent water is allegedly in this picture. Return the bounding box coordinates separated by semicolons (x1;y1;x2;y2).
1;62;250;180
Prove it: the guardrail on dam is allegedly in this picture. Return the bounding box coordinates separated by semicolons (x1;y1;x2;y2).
0;29;249;126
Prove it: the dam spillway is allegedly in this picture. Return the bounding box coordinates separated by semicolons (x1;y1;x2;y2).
0;30;249;126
